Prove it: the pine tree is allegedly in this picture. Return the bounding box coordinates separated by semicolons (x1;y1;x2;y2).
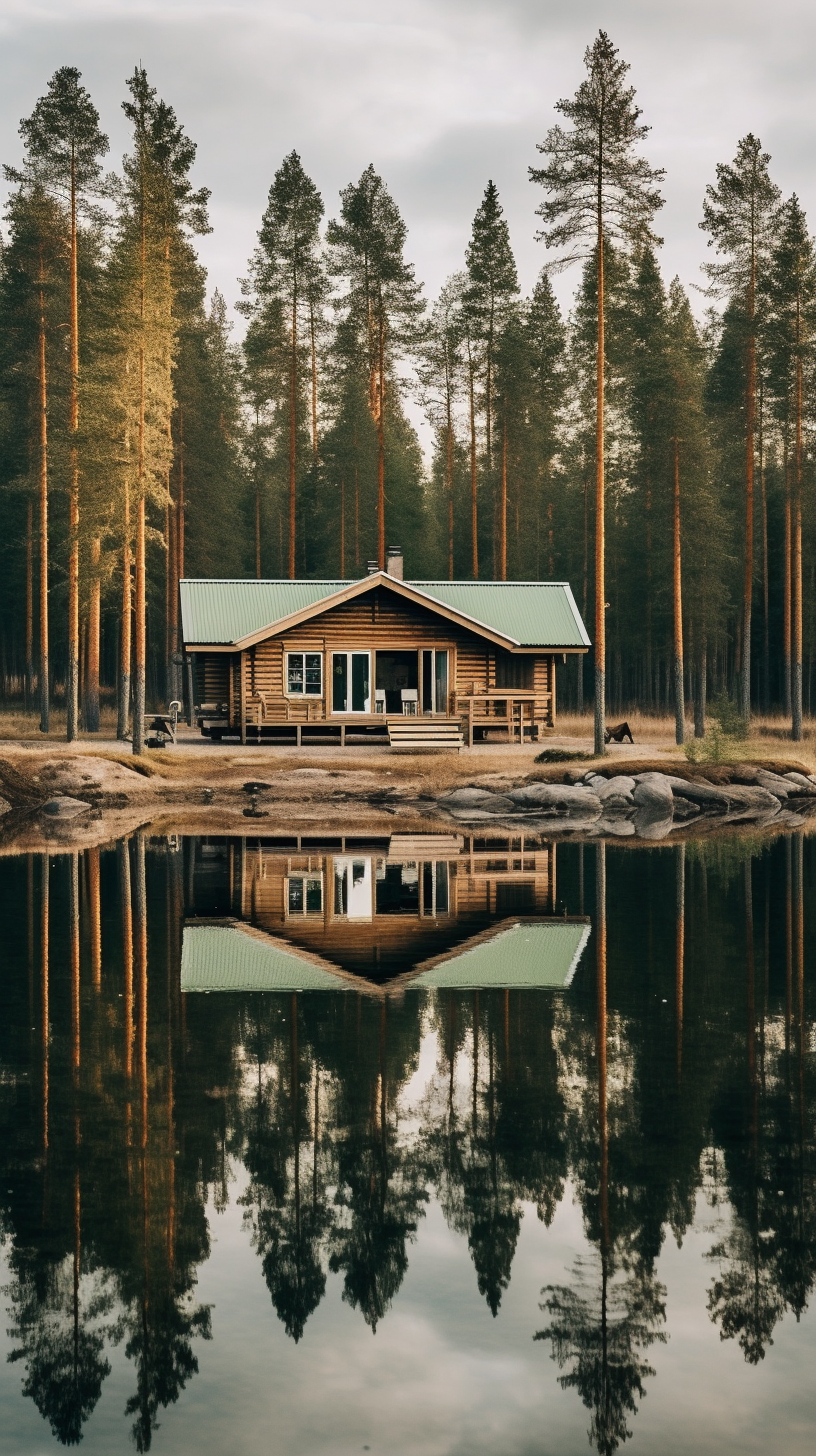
701;135;780;725
117;69;208;752
12;68;108;739
531;30;664;752
765;195;816;740
327;165;424;568
464;182;519;578
242;153;323;578
0;186;70;731
418;273;467;578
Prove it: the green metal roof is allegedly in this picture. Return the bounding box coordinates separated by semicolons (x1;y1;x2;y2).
406;921;591;991
410;581;589;647
180;579;346;645
179;576;589;648
181;924;370;993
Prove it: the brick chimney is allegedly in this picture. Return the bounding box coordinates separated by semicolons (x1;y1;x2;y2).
386;546;403;580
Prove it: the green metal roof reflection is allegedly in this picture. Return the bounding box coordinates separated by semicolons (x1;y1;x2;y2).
404;920;591;991
181;923;377;994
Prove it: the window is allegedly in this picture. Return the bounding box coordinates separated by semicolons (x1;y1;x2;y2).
287;652;322;696
286;876;323;915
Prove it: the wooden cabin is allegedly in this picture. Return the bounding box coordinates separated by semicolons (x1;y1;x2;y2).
179;555;589;746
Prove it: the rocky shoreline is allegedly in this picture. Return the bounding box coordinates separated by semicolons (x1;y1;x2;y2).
2;750;816;850
433;764;816;838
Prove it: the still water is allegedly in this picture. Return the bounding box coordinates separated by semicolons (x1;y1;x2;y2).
0;829;814;1455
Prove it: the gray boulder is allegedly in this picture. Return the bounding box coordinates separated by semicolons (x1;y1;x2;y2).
440;787;504;808
755;769;792;798
597;774;636;799
508;783;602;818
783;771;816;794
39;796;91;819
633;810;674;840
632;773;675;815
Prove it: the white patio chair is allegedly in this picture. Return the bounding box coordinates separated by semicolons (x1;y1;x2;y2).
401;688;419;716
374;689;386;714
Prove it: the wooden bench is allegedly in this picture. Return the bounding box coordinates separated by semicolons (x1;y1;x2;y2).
387;718;464;752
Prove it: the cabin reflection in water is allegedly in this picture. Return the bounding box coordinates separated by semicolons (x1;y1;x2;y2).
184;831;571;982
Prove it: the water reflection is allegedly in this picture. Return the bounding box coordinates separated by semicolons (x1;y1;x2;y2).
0;830;814;1453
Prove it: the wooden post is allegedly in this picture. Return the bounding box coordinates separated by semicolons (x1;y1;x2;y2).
239;650;246;745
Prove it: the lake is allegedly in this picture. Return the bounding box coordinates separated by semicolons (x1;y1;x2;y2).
0;828;813;1455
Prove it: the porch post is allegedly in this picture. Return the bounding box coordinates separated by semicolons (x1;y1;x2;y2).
239;651;246;745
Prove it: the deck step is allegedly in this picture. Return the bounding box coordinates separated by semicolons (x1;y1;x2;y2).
387;718;464;751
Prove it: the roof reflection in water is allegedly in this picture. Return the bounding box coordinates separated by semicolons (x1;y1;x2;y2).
182;829;590;990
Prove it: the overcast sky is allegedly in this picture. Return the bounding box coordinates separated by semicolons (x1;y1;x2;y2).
2;0;816;324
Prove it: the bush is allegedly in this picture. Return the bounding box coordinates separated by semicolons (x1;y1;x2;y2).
683;692;747;764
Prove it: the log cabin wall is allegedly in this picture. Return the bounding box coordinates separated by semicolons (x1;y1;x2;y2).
241;587;537;716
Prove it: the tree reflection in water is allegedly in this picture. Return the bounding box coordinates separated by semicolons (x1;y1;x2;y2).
0;832;814;1453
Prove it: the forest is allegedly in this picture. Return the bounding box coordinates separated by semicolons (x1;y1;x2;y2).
0;33;814;749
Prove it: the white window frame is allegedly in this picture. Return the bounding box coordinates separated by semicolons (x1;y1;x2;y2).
285;650;323;698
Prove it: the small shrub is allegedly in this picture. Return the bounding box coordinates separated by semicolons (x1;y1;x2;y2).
683;692;747;764
534;748;593;764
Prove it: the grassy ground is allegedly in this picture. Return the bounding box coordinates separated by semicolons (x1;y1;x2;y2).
2;706;815;792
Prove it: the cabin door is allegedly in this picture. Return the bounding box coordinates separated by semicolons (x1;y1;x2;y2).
421;650;449;714
332;652;371;713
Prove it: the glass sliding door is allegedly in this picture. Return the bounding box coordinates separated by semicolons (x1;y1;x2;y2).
332;652;371;713
421;650;449;714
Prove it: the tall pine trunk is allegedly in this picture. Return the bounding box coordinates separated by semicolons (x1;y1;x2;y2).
793;344;803;741
309;300;318;459
133;193;147;757
446;414;454;580
594;225;606;756
673;438;685;745
38;255;50;732
499;415;508;581
118;475;131;740
288;287;297;578
25;500;34;709
340;476;345;578
86;536;100;731
741;267;756;725
67;149;80;741
468;350;478;579
759;383;770;711
784;443;792;717
376;311;386;569
694;637;707;737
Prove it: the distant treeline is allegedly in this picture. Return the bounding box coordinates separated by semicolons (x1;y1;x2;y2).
0;35;813;745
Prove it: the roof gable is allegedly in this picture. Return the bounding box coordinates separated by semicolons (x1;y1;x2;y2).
180;573;590;650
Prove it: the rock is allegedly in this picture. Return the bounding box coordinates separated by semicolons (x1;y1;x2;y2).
507;783;602;818
471;796;518;815
672;796;701;820
755;769;792;798
633;810;674;840
596;775;636;801
783;771;816;794
0;795;11;816
39;796;91;819
632;773;674;814
596;817;635;836
440;786;505;808
663;777;730;808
